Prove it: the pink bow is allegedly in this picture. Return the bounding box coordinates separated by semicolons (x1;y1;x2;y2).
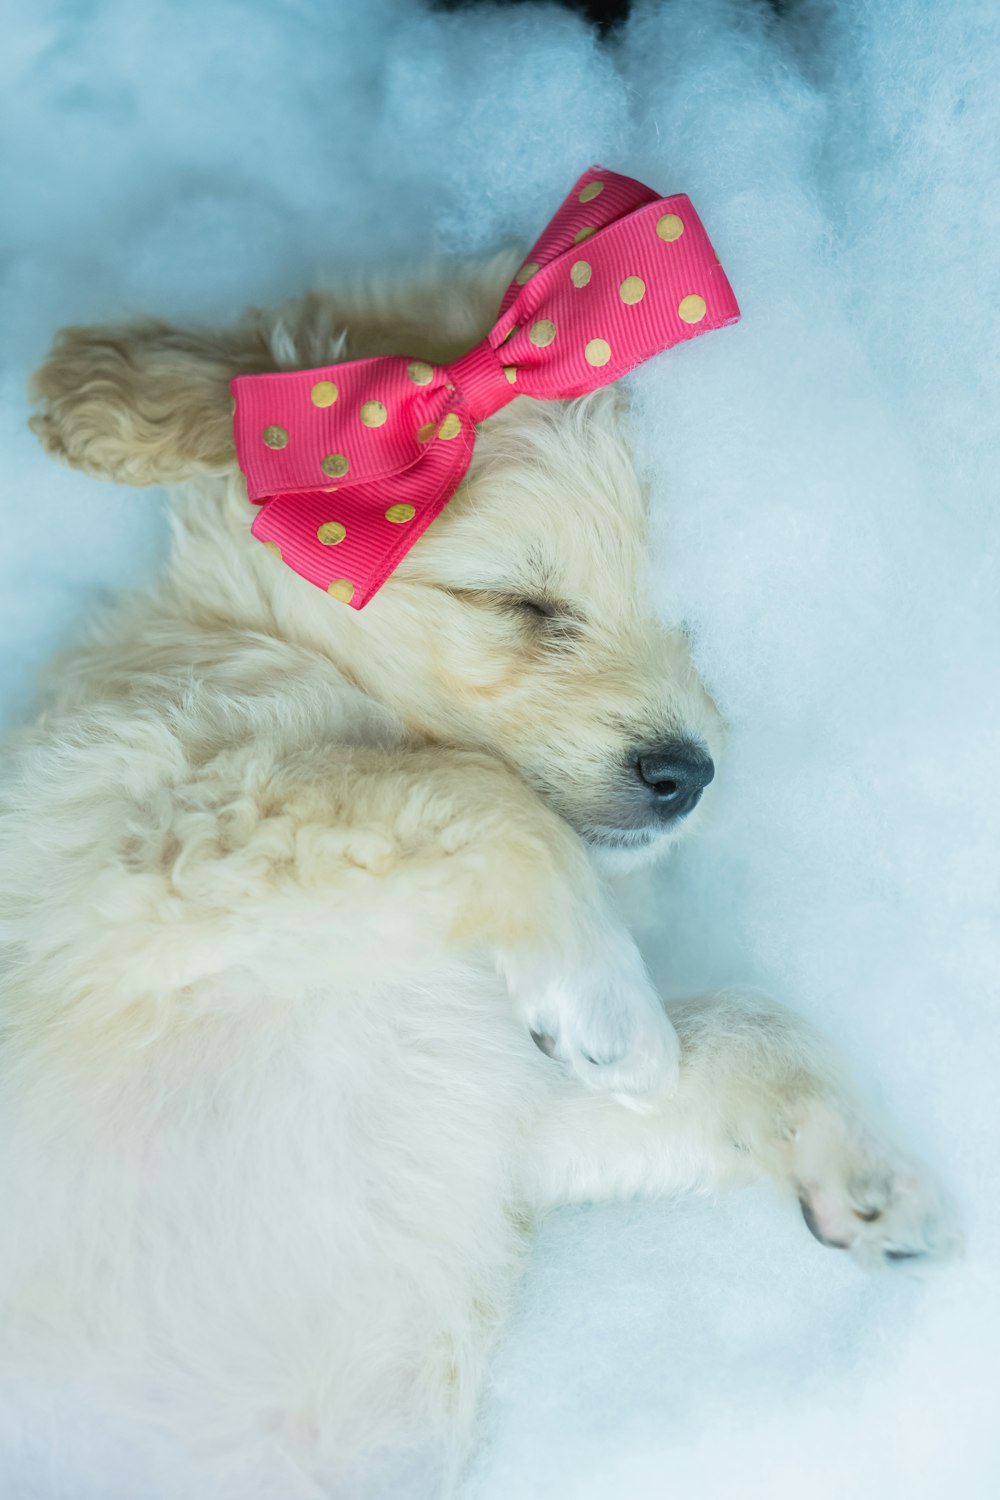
231;168;740;608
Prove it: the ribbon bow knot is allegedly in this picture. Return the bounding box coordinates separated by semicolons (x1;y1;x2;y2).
232;167;740;608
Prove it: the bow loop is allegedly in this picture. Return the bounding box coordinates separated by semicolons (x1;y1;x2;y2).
232;167;740;608
497;168;660;318
233;355;456;503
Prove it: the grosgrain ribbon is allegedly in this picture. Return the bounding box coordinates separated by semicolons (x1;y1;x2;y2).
231;167;740;608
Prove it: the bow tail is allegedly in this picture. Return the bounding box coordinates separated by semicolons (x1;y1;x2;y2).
250;423;476;608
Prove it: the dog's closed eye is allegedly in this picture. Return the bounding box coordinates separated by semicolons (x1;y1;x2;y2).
511;595;561;622
443;586;584;632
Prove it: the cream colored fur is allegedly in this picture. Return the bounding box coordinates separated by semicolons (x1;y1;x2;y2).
0;258;957;1498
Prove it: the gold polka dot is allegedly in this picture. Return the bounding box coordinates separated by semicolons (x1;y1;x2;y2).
530;319;556;347
503;366;517;384
573;226;597;245
263;540;282;559
578;181;604;203
585;338;611;367
656;213;684;242
500;324;519;346
407;361;433;386
416;421;436;444
321;453;349;478
515;262;540;285
262;425;288;449
317;521;346;545
619;276;646;305
310;380;338;407
327;579;355;604
570;260;592;288
678;294;707;324
360;400;388;428
385;503;416;524
438;413;462;441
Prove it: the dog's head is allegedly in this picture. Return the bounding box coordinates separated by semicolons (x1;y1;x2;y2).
31;271;723;860
317;387;722;861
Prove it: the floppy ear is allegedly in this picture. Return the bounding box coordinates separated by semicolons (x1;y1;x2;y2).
28;316;281;487
28;256;517;489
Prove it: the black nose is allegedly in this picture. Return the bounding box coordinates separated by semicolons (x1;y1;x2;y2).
635;741;715;821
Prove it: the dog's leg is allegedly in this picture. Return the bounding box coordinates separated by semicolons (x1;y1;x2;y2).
526;990;960;1266
5;739;678;1098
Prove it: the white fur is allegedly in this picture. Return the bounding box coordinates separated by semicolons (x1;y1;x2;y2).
0;266;958;1498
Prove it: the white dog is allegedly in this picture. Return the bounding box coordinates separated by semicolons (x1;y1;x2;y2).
0;256;956;1498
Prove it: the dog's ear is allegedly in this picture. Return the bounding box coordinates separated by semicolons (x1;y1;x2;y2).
28;317;282;488
27;257;516;490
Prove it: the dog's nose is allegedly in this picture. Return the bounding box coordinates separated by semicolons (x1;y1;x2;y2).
635;741;715;820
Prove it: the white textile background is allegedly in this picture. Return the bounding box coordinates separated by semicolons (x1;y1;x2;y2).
1;1;998;1495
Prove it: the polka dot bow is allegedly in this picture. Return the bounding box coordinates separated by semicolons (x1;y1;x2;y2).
231;167;740;608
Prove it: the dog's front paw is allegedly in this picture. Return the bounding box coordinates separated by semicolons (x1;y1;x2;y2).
505;924;680;1102
790;1100;962;1269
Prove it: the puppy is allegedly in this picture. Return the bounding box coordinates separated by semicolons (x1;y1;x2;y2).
0;256;956;1497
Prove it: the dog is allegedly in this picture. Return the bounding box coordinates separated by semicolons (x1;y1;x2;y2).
0;251;957;1497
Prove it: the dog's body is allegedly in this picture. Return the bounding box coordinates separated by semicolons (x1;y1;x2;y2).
0;259;955;1497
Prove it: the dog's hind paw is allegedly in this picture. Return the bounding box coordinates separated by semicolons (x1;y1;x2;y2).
790;1100;962;1269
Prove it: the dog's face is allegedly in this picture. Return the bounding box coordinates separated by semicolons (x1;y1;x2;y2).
328;388;723;861
29;263;720;859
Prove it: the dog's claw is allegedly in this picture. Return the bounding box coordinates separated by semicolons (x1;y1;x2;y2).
530;1029;559;1058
